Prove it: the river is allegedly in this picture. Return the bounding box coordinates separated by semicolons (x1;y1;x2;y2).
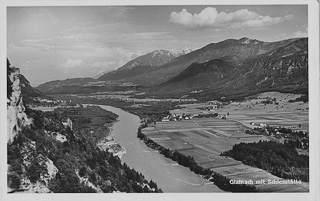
97;105;223;193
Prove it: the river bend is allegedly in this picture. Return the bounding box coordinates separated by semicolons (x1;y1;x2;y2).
98;105;222;193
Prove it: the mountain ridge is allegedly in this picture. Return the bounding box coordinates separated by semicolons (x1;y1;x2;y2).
119;37;302;86
98;50;176;82
148;38;308;100
36;37;308;100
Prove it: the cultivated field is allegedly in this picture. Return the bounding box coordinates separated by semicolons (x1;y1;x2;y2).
142;93;309;192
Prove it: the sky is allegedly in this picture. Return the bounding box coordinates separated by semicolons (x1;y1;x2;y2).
7;5;308;87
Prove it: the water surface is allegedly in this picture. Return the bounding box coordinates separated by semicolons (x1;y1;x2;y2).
98;105;223;193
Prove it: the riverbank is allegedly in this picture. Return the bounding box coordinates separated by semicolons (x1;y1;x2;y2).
137;127;258;192
97;105;223;192
96;133;127;159
45;95;309;192
8;103;163;193
140;118;309;192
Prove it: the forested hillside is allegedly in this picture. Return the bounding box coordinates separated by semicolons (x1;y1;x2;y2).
221;141;309;182
7;60;161;193
8;106;162;193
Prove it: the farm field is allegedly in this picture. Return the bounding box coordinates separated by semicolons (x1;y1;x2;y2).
142;94;309;192
214;99;309;132
170;93;309;132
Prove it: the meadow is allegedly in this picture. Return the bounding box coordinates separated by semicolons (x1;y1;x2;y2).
142;93;309;192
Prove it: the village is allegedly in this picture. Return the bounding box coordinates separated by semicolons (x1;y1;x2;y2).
154;92;309;151
139;92;309;192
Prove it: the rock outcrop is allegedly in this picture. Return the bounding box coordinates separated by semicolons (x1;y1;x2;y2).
7;67;32;144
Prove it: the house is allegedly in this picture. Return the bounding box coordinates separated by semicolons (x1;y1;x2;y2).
162;116;170;122
259;123;267;128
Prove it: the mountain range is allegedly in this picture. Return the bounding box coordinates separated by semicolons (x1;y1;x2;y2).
36;37;308;100
98;50;176;82
150;37;308;99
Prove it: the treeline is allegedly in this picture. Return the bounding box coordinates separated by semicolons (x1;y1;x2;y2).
56;105;118;124
221;141;309;182
137;128;258;192
50;94;132;108
250;126;309;149
50;94;180;122
288;94;308;103
193;113;219;118
127;101;177;121
8;107;162;193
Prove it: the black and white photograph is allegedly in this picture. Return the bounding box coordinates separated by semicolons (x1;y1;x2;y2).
2;0;319;200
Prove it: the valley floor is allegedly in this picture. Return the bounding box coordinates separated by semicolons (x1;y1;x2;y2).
141;97;309;192
44;91;309;192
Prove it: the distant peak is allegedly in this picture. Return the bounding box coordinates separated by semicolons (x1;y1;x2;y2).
152;50;162;53
239;37;250;41
152;50;168;54
239;37;261;44
151;50;173;57
181;47;193;54
176;47;193;56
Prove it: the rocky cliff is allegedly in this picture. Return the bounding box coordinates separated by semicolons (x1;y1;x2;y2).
7;61;161;193
7;67;32;144
7;64;55;193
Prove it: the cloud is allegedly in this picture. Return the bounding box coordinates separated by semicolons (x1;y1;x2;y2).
131;32;172;39
43;9;58;24
92;60;119;69
273;27;308;41
60;59;83;73
170;7;293;29
19;38;55;51
91;60;120;74
101;7;134;18
98;31;174;49
131;53;139;59
292;28;308;38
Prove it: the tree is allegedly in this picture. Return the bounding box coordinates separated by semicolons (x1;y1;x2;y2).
79;167;87;177
26;160;47;183
8;174;20;189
